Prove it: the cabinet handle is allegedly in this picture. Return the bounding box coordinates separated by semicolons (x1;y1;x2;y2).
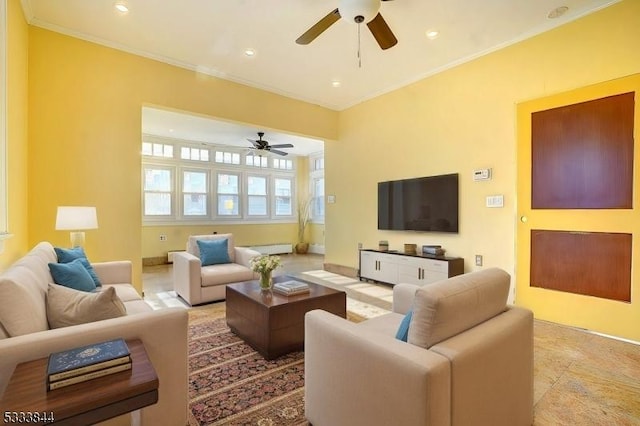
417;268;420;279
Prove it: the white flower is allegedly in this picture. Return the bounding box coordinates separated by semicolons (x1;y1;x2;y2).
250;255;283;274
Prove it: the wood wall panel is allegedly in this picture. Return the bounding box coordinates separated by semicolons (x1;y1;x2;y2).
530;230;631;302
531;92;634;209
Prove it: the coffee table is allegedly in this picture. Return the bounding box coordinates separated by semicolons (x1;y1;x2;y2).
226;275;346;360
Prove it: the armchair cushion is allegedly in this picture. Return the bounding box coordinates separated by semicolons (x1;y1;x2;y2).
46;283;126;329
54;246;102;287
409;268;510;349
48;259;97;292
197;238;231;266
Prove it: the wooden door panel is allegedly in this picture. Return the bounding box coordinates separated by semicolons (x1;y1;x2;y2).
531;92;634;209
530;230;631;302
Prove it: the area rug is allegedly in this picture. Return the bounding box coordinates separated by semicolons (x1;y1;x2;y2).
187;306;309;426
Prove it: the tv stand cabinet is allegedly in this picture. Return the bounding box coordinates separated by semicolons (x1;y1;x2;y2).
359;249;464;286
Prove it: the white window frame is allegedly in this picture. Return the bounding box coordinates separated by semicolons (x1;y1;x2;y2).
246;173;269;218
273;176;294;218
0;0;10;248
141;137;297;224
180;167;209;219
142;164;175;220
214;170;242;219
309;153;325;224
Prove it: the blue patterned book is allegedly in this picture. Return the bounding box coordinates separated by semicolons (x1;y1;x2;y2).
47;338;131;382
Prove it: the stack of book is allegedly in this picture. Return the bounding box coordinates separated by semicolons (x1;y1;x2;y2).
273;280;310;296
47;338;132;391
422;245;446;256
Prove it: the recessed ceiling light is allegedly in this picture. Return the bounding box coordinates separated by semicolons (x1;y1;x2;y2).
425;30;440;40
114;2;129;13
548;6;569;19
244;49;256;57
331;80;341;88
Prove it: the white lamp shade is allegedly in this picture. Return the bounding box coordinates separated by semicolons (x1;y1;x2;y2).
55;206;98;230
338;0;380;24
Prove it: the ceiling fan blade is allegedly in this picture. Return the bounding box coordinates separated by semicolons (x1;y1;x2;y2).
269;144;294;149
296;8;341;45
268;149;289;156
247;138;260;148
367;13;397;50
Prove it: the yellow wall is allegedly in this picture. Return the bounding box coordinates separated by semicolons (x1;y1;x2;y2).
26;27;338;290
0;0;29;269
326;1;640;288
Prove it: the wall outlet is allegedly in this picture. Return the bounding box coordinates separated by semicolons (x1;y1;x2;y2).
159;235;167;241
475;255;483;266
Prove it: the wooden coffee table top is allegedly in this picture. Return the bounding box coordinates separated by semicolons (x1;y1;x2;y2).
227;275;343;307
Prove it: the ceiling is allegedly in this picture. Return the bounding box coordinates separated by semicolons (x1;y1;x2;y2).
23;0;617;111
23;0;617;154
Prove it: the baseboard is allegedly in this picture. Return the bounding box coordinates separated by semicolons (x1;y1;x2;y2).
324;263;358;278
249;244;293;255
309;244;325;254
142;256;167;266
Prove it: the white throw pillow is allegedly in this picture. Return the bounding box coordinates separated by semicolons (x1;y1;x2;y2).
46;283;127;329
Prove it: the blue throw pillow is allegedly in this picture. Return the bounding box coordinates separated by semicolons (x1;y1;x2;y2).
49;259;97;292
197;239;231;266
55;247;102;287
395;309;413;342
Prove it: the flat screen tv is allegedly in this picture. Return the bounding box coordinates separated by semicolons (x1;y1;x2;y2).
378;173;459;233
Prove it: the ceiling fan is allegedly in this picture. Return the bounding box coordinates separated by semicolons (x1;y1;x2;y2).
247;132;294;156
296;0;398;50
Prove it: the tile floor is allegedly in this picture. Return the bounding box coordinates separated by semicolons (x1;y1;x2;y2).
142;254;640;425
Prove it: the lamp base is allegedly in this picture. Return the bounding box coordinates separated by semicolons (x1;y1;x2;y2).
70;231;86;248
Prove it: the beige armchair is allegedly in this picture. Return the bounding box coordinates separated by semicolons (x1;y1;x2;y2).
173;234;260;305
305;268;534;426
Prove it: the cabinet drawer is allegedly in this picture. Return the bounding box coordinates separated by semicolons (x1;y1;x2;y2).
423;259;448;274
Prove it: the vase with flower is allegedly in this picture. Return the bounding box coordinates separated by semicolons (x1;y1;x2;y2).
250;254;283;292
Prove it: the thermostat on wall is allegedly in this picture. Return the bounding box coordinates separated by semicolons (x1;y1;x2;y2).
473;168;492;181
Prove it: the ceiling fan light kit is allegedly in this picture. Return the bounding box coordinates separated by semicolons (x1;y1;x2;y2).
339;0;380;24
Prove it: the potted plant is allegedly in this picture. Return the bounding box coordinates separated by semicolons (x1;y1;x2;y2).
296;196;312;254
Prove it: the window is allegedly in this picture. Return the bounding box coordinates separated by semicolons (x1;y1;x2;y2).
182;170;208;216
312;177;325;218
314;157;324;171
274;178;293;216
273;158;293;170
247;175;268;216
217;173;240;216
144;166;173;216
142;140;296;223
181;146;209;162
143;142;174;158
246;154;268;168
215;151;240;165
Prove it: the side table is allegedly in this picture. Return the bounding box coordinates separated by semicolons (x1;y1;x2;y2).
0;339;158;425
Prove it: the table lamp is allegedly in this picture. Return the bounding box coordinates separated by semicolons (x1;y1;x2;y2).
55;206;98;248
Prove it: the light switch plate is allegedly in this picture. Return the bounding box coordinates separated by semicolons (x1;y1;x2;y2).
327;195;336;204
486;195;504;208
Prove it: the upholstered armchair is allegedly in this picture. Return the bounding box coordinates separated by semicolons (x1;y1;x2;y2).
173;234;260;305
304;268;534;426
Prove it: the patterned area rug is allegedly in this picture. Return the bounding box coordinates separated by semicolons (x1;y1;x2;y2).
187;306;309;426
